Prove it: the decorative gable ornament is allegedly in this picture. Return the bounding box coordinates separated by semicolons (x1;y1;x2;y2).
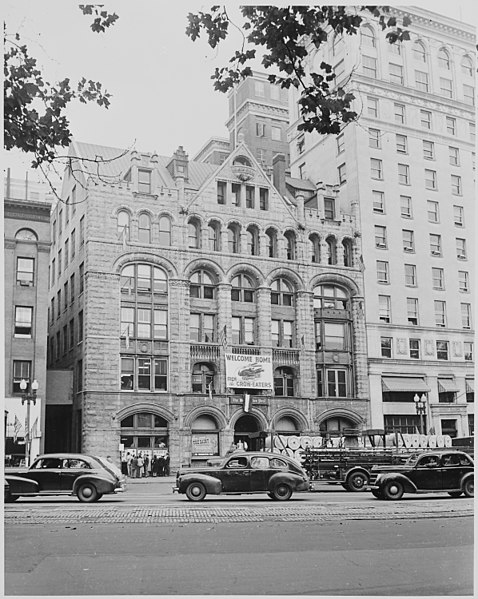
231;156;255;182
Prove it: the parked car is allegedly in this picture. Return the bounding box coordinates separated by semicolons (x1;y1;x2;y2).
368;450;474;500
4;453;126;503
174;451;310;501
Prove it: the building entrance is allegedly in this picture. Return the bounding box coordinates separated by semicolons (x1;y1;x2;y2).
234;415;267;451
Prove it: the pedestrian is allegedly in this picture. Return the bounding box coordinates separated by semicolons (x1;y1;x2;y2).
137;453;144;477
164;452;170;476
131;454;138;478
121;453;128;476
144;455;150;477
151;455;157;477
126;452;133;477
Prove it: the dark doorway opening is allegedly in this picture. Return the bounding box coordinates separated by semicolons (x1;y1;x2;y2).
234;415;266;451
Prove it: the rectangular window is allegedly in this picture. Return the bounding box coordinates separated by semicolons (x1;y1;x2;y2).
16;257;34;286
458;271;469;292
394;103;405;124
121;307;134;338
13;360;31;393
78;310;83;342
138;358;151;390
271;125;281;141
327;369;347;398
256;121;266;137
400;195;412;218
69;318;75;349
246;186;255;209
369;128;381;148
50;298;55;324
377;261;389;284
79;263;84;293
464;342;473;361
407;298;419;325
432;268;444;290
470;122;475;142
430;234;442;256
71;185;76;215
56;290;61;318
324;322;346;350
217;181;226;204
338;163;346;184
232;316;255;345
80;216;85;246
14;306;33;337
63;281;68;310
404;264;417;286
259;188;269;210
440;77;453;98
375;225;387;248
324;198;336;220
372;190;384;213
371;158;383;180
138;169;152;194
415;70;429;92
154;358;168;391
396;134;407;153
453;205;464;227
58;250;62;276
334;59;345;80
231;183;241;207
434;300;446;327
363;55;377;78
463;84;475;105
381;337;392;358
425;169;437;190
70;274;75;304
420;110;432;129
449;146;459;166
409;339;420;359
367;96;379;117
62;325;68;355
389;63;403;85
121;357;134;390
446;116;456;136
336;133;344;154
456;238;467;260
137;308;152;338
378;295;391;323
436;341;449;360
423;140;434;160
64;239;69;269
398;163;409;185
244;317;254;345
461;303;472;329
154;310;168;340
255;81;265;97
271;320;280;347
59;209;63;234
427;201;439;223
402;230;415;252
451;175;462;196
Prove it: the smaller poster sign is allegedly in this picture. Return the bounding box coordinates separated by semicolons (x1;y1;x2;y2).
192;433;219;456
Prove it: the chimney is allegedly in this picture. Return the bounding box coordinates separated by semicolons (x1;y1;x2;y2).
272;153;286;196
167;146;189;182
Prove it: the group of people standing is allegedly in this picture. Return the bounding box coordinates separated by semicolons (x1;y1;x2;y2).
121;452;169;477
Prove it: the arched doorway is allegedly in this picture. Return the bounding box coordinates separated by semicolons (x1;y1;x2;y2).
320;416;360;447
234;414;265;451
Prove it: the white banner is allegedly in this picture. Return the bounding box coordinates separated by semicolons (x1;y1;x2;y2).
225;353;274;389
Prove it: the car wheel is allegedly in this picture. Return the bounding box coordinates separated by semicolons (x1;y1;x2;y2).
347;472;369;492
271;483;293;501
448;491;462;498
185;482;207;502
77;483;99;503
463;477;474;498
371;489;384;499
382;480;404;500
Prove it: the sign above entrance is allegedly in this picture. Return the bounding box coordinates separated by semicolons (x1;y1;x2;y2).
225;353;274;389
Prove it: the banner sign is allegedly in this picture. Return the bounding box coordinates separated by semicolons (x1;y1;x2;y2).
225;353;274;389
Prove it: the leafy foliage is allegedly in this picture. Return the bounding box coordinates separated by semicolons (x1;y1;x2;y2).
186;6;411;135
4;5;118;167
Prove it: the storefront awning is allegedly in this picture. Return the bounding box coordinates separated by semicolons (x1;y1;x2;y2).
466;380;474;393
381;377;430;393
438;379;459;393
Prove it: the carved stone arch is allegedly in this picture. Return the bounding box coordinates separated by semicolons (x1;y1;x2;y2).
187;213;205;226
137;208;154;219
265;224;280;236
207;216;225;228
158;210;176;225
309;272;360;296
266;267;305;291
113;206;134;219
228;407;269;431
271;407;310;431
183;258;225;283
245;221;262;233
112;252;178;278
227;263;264;287
315;408;364;427
226;219;243;231
115;402;175;424
184;406;228;429
325;233;339;243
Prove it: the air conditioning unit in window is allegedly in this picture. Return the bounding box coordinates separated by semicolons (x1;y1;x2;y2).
431;250;441;256
404;247;414;252
457;254;466;259
19;280;32;286
376;242;387;248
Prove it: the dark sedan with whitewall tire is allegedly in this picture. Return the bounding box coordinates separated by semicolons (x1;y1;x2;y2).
174;452;311;501
369;450;474;500
4;453;126;503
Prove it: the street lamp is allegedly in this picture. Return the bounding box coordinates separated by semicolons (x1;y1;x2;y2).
19;379;39;467
414;393;427;435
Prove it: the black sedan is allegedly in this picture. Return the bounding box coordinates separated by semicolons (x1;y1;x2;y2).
369;450;474;500
4;453;126;503
174;451;310;501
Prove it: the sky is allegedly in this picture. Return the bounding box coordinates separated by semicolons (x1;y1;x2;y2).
3;1;477;186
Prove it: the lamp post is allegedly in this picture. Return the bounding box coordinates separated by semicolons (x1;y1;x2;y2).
414;393;427;435
19;379;38;467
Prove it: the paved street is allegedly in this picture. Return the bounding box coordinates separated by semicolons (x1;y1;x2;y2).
5;478;474;595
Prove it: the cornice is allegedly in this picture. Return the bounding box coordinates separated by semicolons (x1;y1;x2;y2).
387;6;475;43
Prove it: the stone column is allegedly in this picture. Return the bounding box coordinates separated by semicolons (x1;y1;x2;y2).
217;283;232;392
257;287;272;347
351;296;368;401
320;240;329;265
296;290;315;398
169;279;191;394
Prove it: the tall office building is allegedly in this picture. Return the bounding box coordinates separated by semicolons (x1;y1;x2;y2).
288;6;475;438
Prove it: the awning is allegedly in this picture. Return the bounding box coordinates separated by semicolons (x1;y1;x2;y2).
381;377;430;393
438;379;459;393
466;380;474;393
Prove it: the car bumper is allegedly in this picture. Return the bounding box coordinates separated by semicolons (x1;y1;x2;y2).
114;483;126;493
172;486;179;493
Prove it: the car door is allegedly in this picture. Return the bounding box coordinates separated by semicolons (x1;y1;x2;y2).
26;457;63;491
408;454;441;490
440;453;472;490
249;456;270;491
220;456;250;492
61;458;92;491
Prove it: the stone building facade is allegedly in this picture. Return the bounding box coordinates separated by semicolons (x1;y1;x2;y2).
47;139;368;469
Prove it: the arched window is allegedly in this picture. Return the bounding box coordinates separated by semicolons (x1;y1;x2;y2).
275;416;299;433
192;363;215;393
246;225;259;255
461;55;473;77
117;210;130;240
361;25;375;48
274;367;295;397
138;213;151;244
119;412;169;454
190;270;215;299
233;156;252;167
231;274;255;303
188;219;201;249
15;228;38;241
284;230;296;260
326;236;337;265
309;234;320;263
438;48;451;70
413;41;426;63
265;228;278;257
271;278;294;306
342;238;353;267
191;414;220;458
313;285;349;310
120;263;168;295
227;224;240;253
208;221;221;251
159;216;171;246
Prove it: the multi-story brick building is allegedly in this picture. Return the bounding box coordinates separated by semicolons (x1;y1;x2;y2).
47;138;368;469
288;6;475;438
4;172;52;463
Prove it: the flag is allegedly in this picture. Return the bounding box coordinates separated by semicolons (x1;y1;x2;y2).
358;254;365;272
125;325;130;349
244;393;250;413
208;382;213;401
118;226;128;250
30;417;38;439
219;325;227;349
14;415;22;442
